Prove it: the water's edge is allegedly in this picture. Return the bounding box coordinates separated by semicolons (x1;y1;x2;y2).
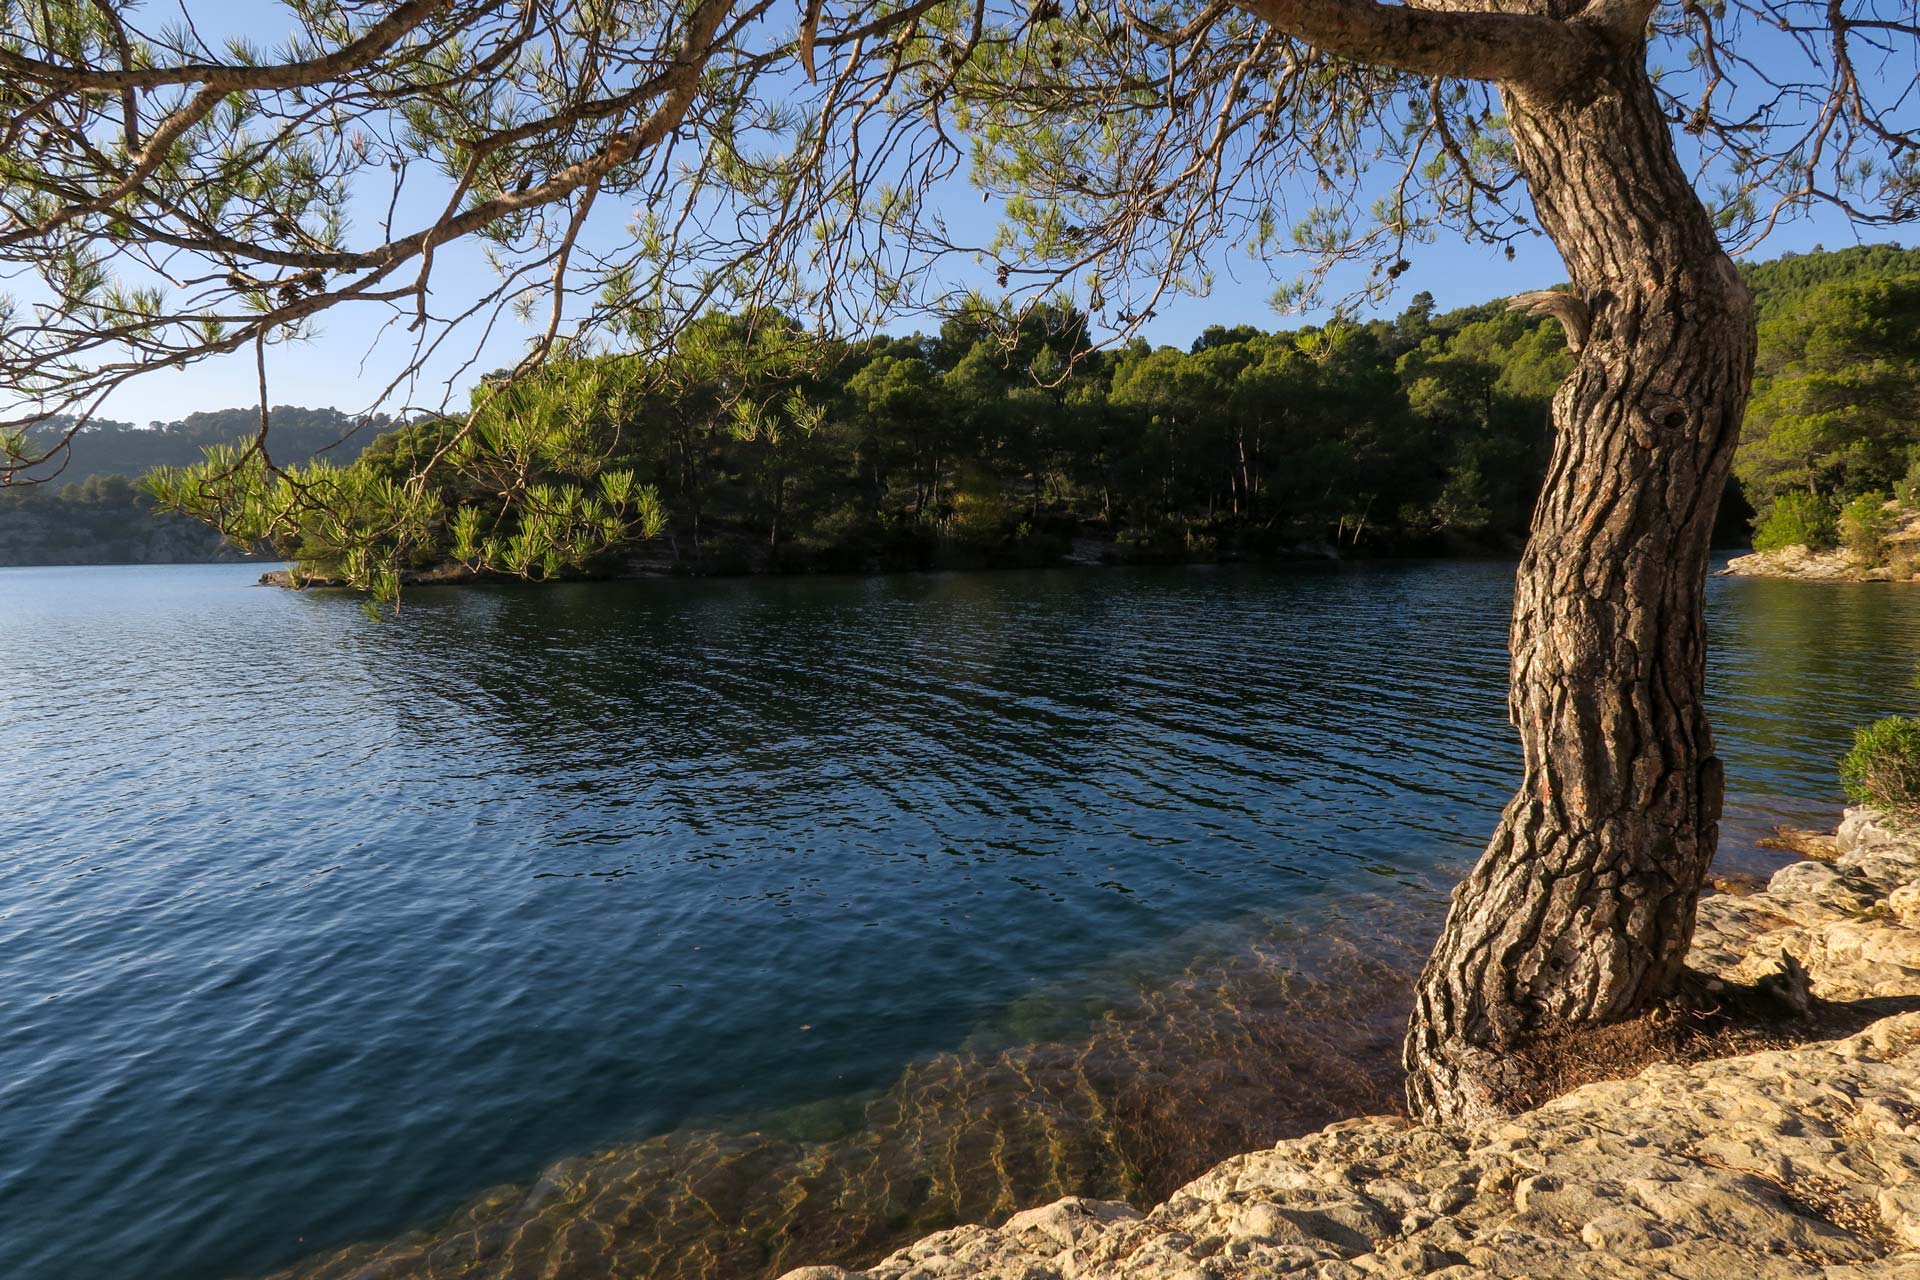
773;806;1920;1280
6;562;1914;1280
262;904;1433;1280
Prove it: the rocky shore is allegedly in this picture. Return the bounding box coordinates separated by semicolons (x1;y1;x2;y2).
256;563;487;589
1721;504;1920;582
781;808;1920;1280
1720;544;1920;582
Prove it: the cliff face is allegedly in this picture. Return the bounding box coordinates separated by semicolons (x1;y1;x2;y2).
0;503;243;565
781;810;1920;1280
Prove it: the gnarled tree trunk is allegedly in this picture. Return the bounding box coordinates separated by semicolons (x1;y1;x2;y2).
1402;35;1757;1123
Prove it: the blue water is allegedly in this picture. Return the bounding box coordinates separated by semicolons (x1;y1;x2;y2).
1;561;1914;1280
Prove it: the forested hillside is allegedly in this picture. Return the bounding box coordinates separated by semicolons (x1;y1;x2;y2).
15;406;388;488
1733;256;1920;571
0;409;389;565
1744;244;1920;322
12;244;1917;572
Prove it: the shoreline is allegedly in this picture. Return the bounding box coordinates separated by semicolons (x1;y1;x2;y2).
253;545;1744;593
780;806;1920;1280
260;902;1436;1280
1720;544;1920;583
255;805;1920;1280
250;539;1353;591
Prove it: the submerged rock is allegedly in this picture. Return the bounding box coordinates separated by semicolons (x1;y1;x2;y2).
261;917;1427;1280
782;807;1920;1280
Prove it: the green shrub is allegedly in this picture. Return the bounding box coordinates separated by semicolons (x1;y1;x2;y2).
1841;716;1920;826
1114;519;1192;564
1900;449;1920;506
1752;490;1837;552
1838;491;1896;565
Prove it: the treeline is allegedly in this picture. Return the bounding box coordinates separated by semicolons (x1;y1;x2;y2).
1734;246;1920;566
273;242;1915;583
218;292;1575;588
1743;243;1920;321
13;406;386;489
21;243;1920;575
661;292;1572;568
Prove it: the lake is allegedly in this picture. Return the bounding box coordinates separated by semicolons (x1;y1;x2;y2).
2;560;1915;1280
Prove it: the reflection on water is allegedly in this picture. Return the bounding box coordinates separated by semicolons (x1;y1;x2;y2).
267;904;1429;1280
1709;574;1920;850
1;560;1916;1280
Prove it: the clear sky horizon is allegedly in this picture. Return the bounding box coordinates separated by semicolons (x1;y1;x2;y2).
46;0;1910;428
108;215;1893;426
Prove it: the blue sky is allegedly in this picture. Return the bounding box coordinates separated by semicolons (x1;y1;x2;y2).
79;1;1907;426
117;215;1876;425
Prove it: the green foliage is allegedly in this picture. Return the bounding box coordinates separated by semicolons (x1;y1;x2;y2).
1406;462;1492;535
57;473;138;506
1841;716;1920;827
1735;271;1920;513
146;359;666;613
92;244;1920;588
146;445;443;612
17;406;388;488
1838;491;1897;565
1743;246;1920;324
1752;491;1837;552
1899;450;1920;506
1;471;151;517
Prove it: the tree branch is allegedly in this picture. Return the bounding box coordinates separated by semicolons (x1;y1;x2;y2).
1231;0;1592;89
0;0;450;93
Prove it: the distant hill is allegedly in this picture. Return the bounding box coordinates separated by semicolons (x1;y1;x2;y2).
16;405;389;489
1743;243;1920;322
3;406;393;566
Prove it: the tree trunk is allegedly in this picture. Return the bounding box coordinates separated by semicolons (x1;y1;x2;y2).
771;465;783;549
1403;40;1756;1123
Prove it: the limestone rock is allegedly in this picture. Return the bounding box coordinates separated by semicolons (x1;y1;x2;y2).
1764;859;1880;923
1721;538;1920;582
1838;806;1913;860
1756;825;1839;861
1721;545;1862;580
781;809;1920;1280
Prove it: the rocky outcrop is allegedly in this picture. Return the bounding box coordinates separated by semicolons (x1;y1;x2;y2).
1721;504;1920;582
1693;809;1920;1002
1720;544;1918;582
781;809;1920;1280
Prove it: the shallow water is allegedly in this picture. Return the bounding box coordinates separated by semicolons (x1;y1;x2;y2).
1;560;1914;1280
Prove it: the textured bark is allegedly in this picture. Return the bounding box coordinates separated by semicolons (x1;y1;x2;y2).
1401;35;1757;1122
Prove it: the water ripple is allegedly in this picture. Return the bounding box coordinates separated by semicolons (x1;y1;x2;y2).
0;559;1913;1280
